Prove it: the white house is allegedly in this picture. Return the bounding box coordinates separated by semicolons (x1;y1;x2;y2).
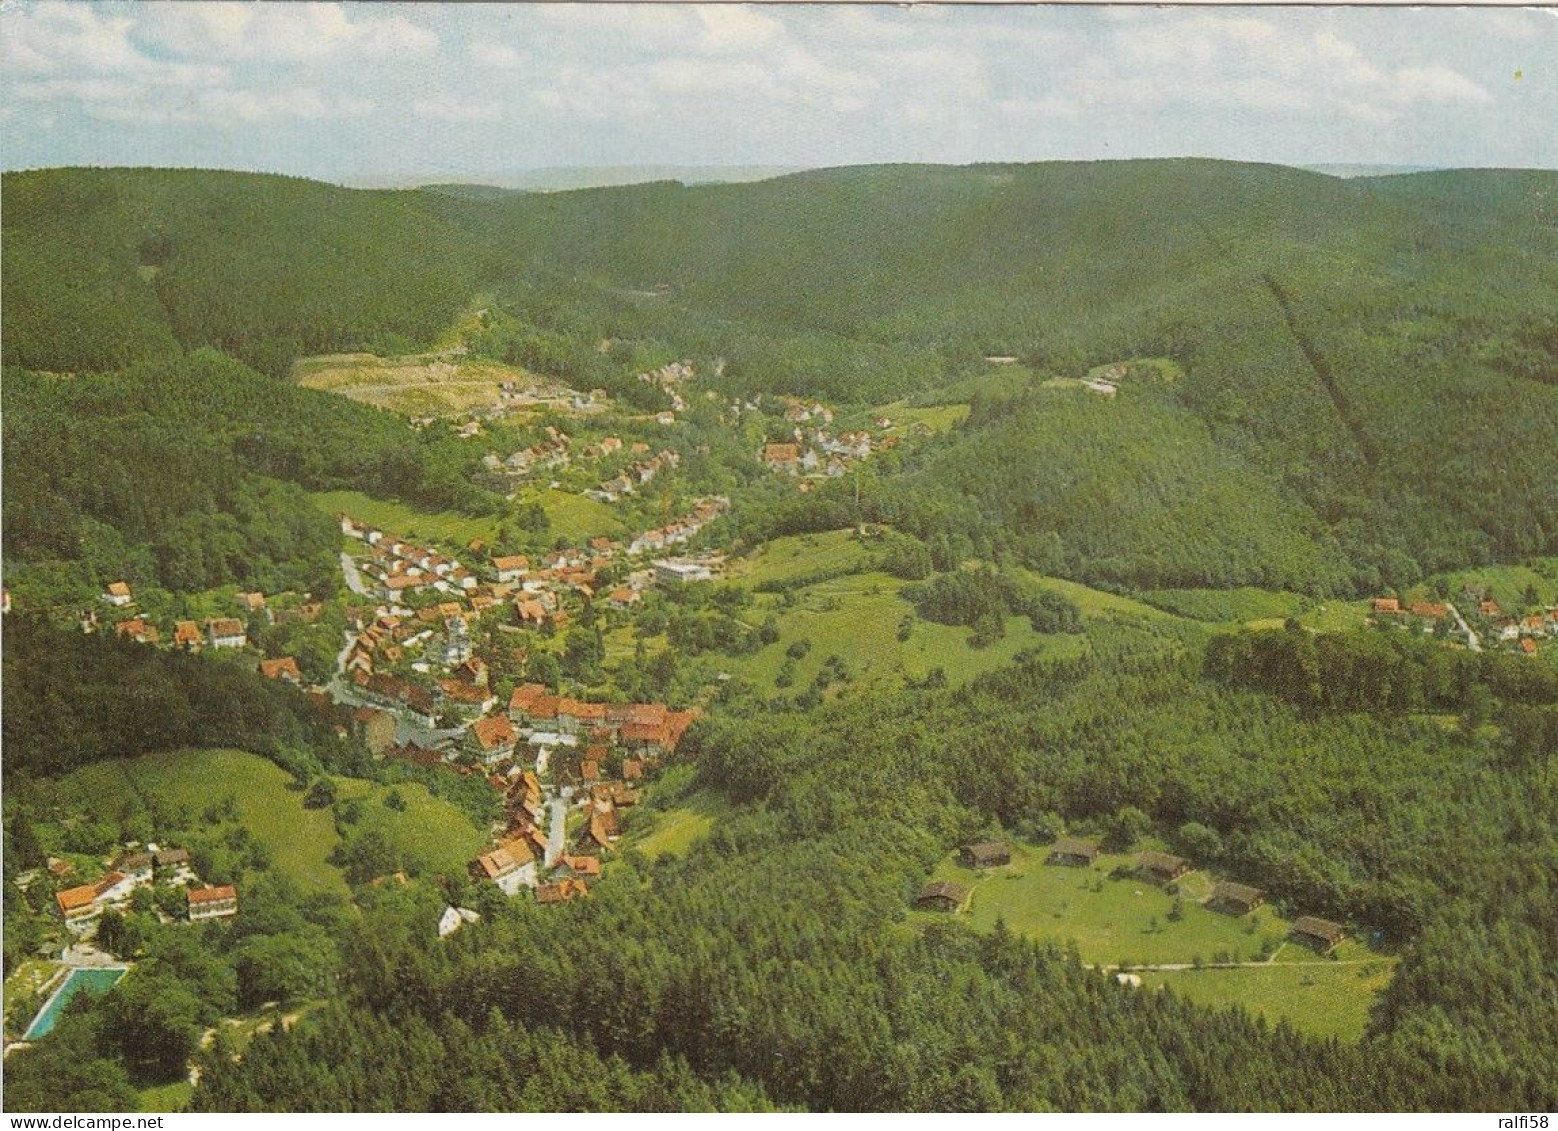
472;843;538;895
438;905;481;938
206;618;248;649
655;559;713;586
188;885;239;921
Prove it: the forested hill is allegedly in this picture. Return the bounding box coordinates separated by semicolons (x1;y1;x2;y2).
6;161;1557;581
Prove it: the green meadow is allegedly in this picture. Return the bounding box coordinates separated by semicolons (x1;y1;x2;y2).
730;571;1088;694
724;528;878;588
631;791;729;861
50;749;484;898
311;489;500;548
917;842;1395;1040
1141;961;1395;1042
1140;587;1370;632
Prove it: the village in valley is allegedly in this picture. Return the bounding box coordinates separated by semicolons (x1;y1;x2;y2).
10;345;1555;969
5;328;1555;1096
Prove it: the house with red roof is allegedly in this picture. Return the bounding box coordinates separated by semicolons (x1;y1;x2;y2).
188;885;239;921
468;714;519;765
260;657;303;684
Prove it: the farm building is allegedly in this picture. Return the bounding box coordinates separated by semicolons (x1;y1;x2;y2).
1290;915;1346;953
188;885;239;921
536;878;590;905
206;618;248;649
1047;837;1100;868
260;656;303;683
1136;851;1191;884
1208;881;1265;916
153;847;191;870
959;842;1012;868
914;881;970;912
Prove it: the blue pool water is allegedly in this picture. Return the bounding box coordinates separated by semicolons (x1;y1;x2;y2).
22;967;127;1040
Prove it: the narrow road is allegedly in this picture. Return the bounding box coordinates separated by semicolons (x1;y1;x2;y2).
1093;958;1381;972
546;797;567;867
339;552;370;597
1447;602;1482;652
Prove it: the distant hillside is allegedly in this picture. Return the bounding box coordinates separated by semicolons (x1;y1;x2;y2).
344;165;806;192
5;160;1556;588
1;168;481;376
1300;163;1443;178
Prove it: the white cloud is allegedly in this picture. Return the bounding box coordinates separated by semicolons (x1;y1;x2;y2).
472;42;522;69
1086;12;1493;123
694;7;782;54
997;96;1079;121
142;3;437;63
412;96;502;123
1387;66;1493;107
77;85;373;126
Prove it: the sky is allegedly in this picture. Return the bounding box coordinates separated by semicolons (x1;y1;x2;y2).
2;3;1554;181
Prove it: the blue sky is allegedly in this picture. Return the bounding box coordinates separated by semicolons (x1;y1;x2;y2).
2;3;1553;180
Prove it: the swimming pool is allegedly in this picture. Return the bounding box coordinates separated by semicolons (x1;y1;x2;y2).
22;966;127;1040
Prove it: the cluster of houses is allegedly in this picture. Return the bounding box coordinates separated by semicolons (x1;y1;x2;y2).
782;398;835;425
335;494;730;740
1459;586;1557;655
1370;596;1466;642
586;448;680;503
1373;590;1557;655
95;584;319;687
759;427;893;482
456;688;698;904
485;685;699;766
625;496;729;557
636;360;694;413
479;427;573;492
344;611;496;727
49;847;237;933
341;519;479;603
914;838;1349;955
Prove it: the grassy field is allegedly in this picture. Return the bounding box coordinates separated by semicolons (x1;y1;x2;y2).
728;571;1089;695
293;352;561;418
334;778;488;878
915;364;1034;406
874;400;971;435
1139;587;1370;632
521;487;626;544
312;489;501;548
724;529;878;588
50;749;485;899
631;791;728;861
1140;961;1394;1041
55;749;351;898
138;1082;193;1114
923;844;1290;966
1424;559;1558;610
1021;573;1180;624
916;842;1395;1039
1087;356;1185;384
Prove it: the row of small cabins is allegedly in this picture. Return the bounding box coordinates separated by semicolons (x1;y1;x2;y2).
53;848;237;931
915;839;1348;954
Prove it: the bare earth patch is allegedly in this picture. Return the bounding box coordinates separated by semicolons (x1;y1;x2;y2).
292;352;585;418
